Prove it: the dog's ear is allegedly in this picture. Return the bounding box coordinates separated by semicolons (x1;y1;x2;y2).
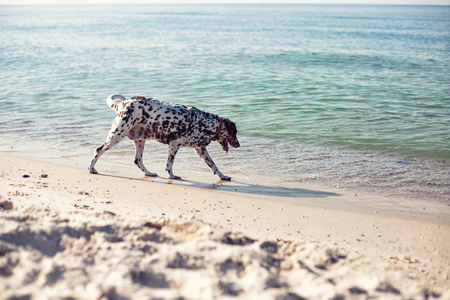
226;119;237;137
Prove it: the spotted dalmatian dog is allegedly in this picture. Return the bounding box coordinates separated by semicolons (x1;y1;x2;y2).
89;94;240;180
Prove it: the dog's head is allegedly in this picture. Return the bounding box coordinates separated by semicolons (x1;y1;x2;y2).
218;119;240;153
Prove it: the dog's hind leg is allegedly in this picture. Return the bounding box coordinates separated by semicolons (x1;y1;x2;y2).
195;147;231;181
133;139;157;177
89;118;129;174
166;141;182;180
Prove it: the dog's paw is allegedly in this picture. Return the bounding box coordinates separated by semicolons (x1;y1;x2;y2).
169;175;182;180
89;168;98;175
220;175;232;181
145;172;158;177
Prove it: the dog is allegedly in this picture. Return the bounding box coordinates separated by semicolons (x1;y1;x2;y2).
89;94;240;180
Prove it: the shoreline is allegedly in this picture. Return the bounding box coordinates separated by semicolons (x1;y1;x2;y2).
2;134;449;208
3;151;449;226
1;154;449;298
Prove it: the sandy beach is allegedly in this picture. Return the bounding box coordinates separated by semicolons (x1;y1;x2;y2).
1;154;449;299
2;3;450;299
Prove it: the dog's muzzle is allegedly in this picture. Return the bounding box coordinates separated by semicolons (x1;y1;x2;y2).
220;138;240;153
230;138;240;148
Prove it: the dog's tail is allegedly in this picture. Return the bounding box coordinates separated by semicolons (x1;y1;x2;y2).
106;94;126;111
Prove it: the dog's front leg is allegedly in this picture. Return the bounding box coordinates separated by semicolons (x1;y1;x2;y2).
195;147;231;181
166;141;182;180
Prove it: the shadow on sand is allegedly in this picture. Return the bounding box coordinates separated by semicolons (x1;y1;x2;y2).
97;173;340;199
209;180;340;198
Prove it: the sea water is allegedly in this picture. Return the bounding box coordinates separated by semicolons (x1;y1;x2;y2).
0;4;449;202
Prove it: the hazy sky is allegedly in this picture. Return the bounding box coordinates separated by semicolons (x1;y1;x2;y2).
2;0;450;5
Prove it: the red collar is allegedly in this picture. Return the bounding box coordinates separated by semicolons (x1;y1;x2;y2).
214;117;223;140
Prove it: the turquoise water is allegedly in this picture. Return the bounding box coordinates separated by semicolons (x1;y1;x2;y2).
0;5;449;201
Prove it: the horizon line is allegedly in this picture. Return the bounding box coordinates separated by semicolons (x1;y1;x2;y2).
1;2;450;5
2;0;450;6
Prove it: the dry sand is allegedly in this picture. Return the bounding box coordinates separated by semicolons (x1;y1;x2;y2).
0;155;449;299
